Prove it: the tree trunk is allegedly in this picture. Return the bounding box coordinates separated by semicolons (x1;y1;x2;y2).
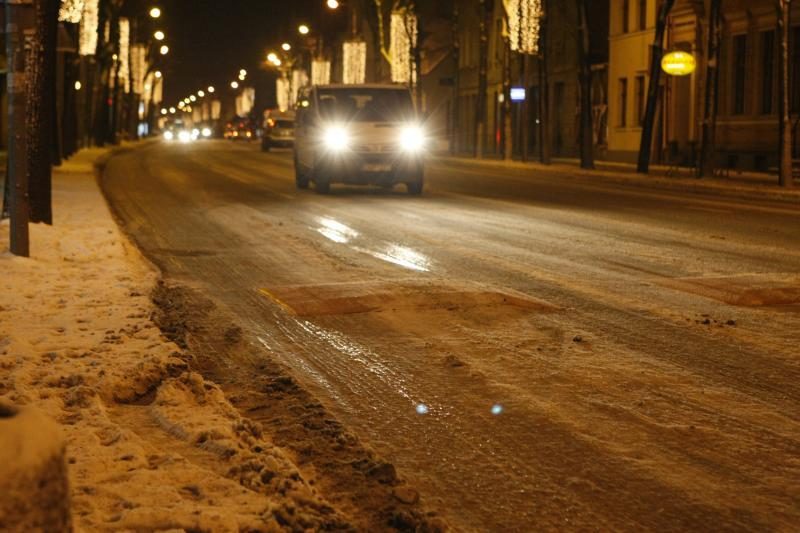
27;0;60;225
698;0;722;178
637;0;676;174
503;35;513;160
4;1;33;256
451;3;460;155
777;0;793;187
476;0;493;158
539;0;551;165
577;0;594;169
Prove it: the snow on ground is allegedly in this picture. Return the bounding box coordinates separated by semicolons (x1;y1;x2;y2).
0;147;347;531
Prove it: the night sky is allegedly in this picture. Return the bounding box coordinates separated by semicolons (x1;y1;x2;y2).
158;0;326;107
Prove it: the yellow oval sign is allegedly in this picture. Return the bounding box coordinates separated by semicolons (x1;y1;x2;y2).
661;51;697;76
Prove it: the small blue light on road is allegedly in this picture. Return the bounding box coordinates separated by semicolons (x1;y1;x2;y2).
491;404;504;416
416;404;429;415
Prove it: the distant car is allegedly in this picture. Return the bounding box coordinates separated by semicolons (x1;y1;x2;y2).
225;120;254;141
261;112;295;152
293;84;425;195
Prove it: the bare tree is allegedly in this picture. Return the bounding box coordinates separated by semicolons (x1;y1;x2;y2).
697;0;722;178
452;2;461;155
637;0;676;174
539;0;551;164
4;0;34;256
476;0;494;158
777;0;794;187
576;0;594;169
27;0;60;225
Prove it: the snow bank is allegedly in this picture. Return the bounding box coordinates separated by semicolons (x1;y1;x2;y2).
0;147;346;531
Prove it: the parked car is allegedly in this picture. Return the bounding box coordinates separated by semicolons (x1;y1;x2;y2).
293;84;425;195
261;111;296;152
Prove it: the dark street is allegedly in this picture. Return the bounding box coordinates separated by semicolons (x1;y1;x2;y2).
101;140;800;531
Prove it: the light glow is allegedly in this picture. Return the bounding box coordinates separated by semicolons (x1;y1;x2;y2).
399;126;425;151
59;0;85;24
323;126;350;151
390;9;417;84
159;45;169;55
163;130;174;141
149;7;161;18
74;81;82;91
202;127;212;138
505;0;542;55
281;43;291;51
230;80;239;89
154;30;165;41
298;24;310;35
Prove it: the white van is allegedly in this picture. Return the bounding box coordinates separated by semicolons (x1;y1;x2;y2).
293;84;425;195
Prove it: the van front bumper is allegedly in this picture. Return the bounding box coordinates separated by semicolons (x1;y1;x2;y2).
316;151;424;184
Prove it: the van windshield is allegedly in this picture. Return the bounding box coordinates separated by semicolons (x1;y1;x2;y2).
317;88;415;122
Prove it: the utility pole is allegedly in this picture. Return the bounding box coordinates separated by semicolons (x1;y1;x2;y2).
5;0;34;256
637;0;676;174
576;0;594;169
777;0;793;187
698;0;722;178
476;0;493;159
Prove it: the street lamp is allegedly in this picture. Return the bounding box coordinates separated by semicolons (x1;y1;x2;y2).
282;43;292;51
230;80;239;89
207;86;215;93
149;7;161;18
154;70;162;79
267;52;278;63
189;95;197;102
154;30;165;41
298;24;310;35
159;45;169;55
169;107;176;114
198;90;205;97
327;0;340;9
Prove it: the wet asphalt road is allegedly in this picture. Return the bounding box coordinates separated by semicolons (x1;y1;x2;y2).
103;140;800;531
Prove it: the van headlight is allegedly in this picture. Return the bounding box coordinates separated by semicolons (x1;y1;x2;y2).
163;130;174;141
399;126;425;152
323;126;350;151
178;130;192;143
202;127;212;138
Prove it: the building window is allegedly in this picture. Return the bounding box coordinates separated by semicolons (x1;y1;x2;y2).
732;34;747;115
635;75;646;125
761;31;775;114
619;78;628;126
622;0;630;33
638;0;647;30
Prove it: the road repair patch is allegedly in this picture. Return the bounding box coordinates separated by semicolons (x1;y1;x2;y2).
662;274;800;307
259;279;556;317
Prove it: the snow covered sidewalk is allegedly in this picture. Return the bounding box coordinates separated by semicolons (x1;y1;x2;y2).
0;147;347;531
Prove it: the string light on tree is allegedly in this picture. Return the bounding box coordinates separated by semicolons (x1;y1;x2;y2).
119;18;131;92
59;0;85;23
505;0;543;54
390;9;417;84
312;59;331;86
79;0;99;56
342;41;367;84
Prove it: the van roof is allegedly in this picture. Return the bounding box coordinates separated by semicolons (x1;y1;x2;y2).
313;84;410;91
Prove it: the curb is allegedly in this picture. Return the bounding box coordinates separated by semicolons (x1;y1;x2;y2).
434;156;800;205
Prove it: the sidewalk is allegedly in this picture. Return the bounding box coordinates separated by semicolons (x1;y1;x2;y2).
436;153;800;204
0;147;347;531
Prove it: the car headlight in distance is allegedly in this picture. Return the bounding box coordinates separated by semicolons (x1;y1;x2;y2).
399;125;425;151
163;130;174;141
178;130;192;143
202;127;212;138
323;126;350;151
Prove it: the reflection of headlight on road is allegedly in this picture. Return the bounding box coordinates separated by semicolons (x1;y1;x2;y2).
202;127;212;138
399;126;425;151
323;126;350;151
178;131;192;143
163;131;174;141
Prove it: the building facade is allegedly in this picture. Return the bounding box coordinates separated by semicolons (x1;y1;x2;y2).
608;0;800;170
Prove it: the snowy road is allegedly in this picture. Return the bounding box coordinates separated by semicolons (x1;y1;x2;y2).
103;140;800;531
